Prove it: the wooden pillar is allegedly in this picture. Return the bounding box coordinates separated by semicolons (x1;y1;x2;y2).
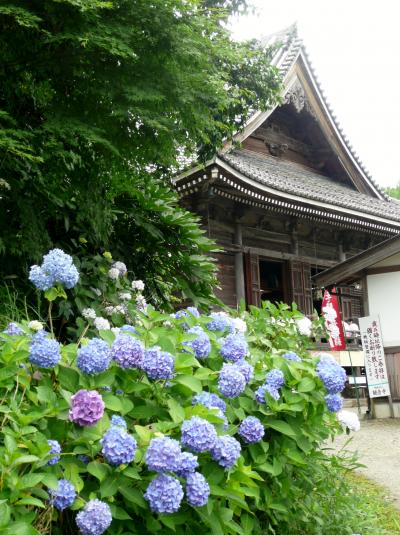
234;222;245;308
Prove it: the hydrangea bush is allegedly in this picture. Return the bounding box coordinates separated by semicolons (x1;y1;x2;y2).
0;250;359;535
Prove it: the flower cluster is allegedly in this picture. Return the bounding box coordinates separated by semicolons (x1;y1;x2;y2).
255;368;285;403
76;499;112;535
77;338;111;375
132;279;145;291
283;351;301;362
142;347;174;380
296;316;312;337
183;326;211;359
94;317;111;331
207;312;234;333
82;308;97;320
28;320;44;331
186;472;210;507
181;416;217;452
231;317;247;333
111;334;144;369
145;437;182;472
144;474;184;514
325;393;343;413
211;435;241;469
2;322;23;336
220;333;248;362
238;416;265;444
175;452;199;477
29;248;79;290
192;391;226;413
47;439;61;465
69;390;104;427
101;424;137;466
235;359;254;384
317;354;347;394
218;363;246;398
337;410;361;432
110;415;127;428
29;332;61;369
49;479;76;510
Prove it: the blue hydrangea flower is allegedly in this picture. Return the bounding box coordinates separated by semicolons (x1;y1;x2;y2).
2;322;24;336
317;355;347;394
211;435;241;469
218;363;246;398
181;416;217;453
192;392;226;413
175;452;199;477
266;384;280;400
77;338;111;375
220;333;248;362
101;426;137;466
265;369;285;389
47;439;61;465
235;359;254;384
76;499;112;535
111;334;145;369
78;454;90;464
255;385;268;404
29;333;61;369
142;347;174;380
145;437;182;473
144;474;184;514
186;472;210;507
183;326;211;359
49;478;76;510
238;416;265;444
325;393;343;413
110;415;127;428
283;352;301;362
29;249;79;290
207;312;234;333
175;307;200;320
120;324;137;333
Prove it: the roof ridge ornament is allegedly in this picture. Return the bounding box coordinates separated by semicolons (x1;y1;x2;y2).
284;78;316;119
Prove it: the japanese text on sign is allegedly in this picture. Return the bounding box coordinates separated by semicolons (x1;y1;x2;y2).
359;315;391;398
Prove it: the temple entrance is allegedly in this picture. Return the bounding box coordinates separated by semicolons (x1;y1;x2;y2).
259;259;287;304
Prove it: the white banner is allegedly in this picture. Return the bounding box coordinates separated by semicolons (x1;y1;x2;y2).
359;315;391;398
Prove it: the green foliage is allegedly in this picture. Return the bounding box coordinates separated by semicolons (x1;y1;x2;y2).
385;183;400;200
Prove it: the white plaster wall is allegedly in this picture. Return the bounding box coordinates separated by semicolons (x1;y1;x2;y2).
367;272;400;347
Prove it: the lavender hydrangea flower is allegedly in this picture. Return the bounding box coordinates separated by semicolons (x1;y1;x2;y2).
255;384;268;404
144;474;184;514
29;332;61;369
112;261;127;276
76;499;112;535
111;334;145;369
142;347;174;380
265;384;280;400
325;393;343;413
235;359;254;384
183;326;211;359
283;352;301;362
101;426;137;466
211;435;241;469
207;312;234;333
317;355;347;394
110;415;127;428
265;369;285;389
69;390;104;427
2;322;24;336
218;363;246;398
220;333;248;362
29;249;79;290
186;472;210;507
238;416;265;444
47;439;61;465
175;452;199;477
192;392;226;413
49;479;76;510
77;338;111;375
181;416;217;452
145;437;182;473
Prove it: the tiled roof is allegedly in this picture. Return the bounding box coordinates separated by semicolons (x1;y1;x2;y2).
220;150;400;223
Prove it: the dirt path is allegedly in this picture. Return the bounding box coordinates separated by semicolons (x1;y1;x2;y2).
332;415;400;508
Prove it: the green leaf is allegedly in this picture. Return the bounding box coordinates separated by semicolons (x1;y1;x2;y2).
102;394;123;412
100;476;119;498
119;486;147;508
0;502;10;528
167;398;186;423
17;473;44;489
109;504;132;520
173;375;202;393
87;462;110;482
16;497;45;508
266;419;296;437
297;377;316;393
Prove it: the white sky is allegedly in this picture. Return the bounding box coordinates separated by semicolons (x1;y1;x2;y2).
230;0;400;188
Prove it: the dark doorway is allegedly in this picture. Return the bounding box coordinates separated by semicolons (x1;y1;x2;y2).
259;259;286;304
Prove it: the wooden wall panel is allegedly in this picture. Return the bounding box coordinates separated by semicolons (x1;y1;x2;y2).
213;252;237;308
384;353;400;400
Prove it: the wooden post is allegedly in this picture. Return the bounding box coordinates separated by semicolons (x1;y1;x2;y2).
234;222;245;308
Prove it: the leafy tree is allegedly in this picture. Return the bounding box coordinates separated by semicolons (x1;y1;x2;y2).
0;0;281;308
385;182;400;200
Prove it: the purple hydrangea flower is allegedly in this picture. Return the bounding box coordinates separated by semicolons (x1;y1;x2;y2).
192;392;226;413
220;333;248;362
101;426;137;466
238;416;265;444
142;347;174;380
144;474;184;514
255;384;268;404
183;326;211;359
110;415;127;428
2;322;24;336
211;435;241;469
47;439;61;465
186;472;210;507
49;478;76;510
175;452;199;477
77;338;111;375
75;499;112;535
69;390;104;427
111;333;145;369
207;312;234;333
325;393;343;413
265;369;285;389
145;437;182;473
317;355;347;394
29;249;79;290
283;351;301;362
218;363;246;398
235;359;254;384
29;333;61;369
181;416;217;453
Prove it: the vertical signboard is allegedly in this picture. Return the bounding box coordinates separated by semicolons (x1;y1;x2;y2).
359;315;391;398
321;289;346;350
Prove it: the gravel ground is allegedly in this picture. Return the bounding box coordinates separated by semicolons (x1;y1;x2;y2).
332;412;400;508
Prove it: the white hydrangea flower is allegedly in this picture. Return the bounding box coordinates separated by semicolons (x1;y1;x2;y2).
94;317;111;331
82;308;97;320
131;279;145;291
111;327;121;336
28;320;44;331
108;267;120;280
104;306;115;316
232;317;247;333
296;317;312;337
114;305;126;315
136;294;147;312
337;410;360;432
112;261;127;276
119;292;132;301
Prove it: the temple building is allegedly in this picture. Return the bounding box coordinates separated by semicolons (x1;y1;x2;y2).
174;26;400;325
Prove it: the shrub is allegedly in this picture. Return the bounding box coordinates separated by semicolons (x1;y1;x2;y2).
0;249;358;535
